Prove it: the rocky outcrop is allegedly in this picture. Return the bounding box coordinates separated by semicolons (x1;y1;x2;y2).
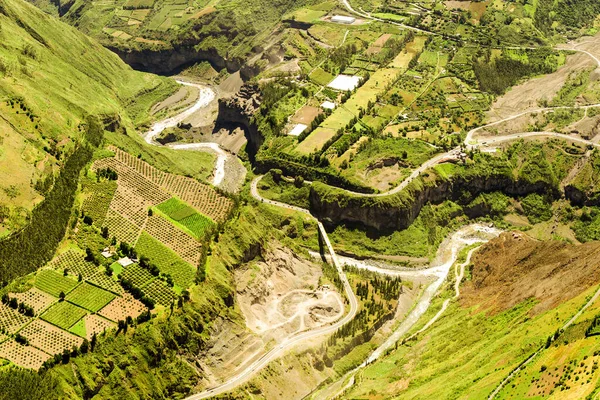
215;84;263;160
309;172;559;232
109;46;242;75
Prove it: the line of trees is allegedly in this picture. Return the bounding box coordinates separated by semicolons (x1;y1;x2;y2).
0;116;104;286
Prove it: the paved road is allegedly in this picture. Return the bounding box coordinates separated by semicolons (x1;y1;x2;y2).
184;179;359;400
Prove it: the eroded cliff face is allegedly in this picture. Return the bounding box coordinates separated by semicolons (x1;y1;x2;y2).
309;173;559;232
110;46;242;75
216;84;263;159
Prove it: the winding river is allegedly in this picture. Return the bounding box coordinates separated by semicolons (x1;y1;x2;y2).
144;80;229;187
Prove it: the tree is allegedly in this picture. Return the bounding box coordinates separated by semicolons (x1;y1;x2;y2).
91;333;97;351
80;339;89;354
59;291;65;301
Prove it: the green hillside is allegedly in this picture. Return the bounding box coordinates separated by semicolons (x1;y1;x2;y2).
0;0;174;234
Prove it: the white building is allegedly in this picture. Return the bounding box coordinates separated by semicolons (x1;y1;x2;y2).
327;74;361;91
321;101;336;110
332;15;356;24
289;124;308;136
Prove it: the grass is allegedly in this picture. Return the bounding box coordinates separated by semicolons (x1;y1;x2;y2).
34;270;79;298
295;127;338;155
66;282;116;312
343;284;600;399
41;301;87;330
155;197;215;239
309;68;334;86
257;173;311;209
68;318;87;338
135;232;195;288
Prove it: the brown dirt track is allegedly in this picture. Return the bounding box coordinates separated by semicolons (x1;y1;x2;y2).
461;232;600;316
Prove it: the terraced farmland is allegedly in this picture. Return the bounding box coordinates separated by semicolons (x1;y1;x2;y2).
66;283;116;312
135;231;196;288
143;279;176;307
41;302;87;330
156;197;216;238
0;340;51;370
20;320;83;355
69;314;116;340
109;147;233;222
99;294;146;322
121;263;155;288
10;288;56;316
0;304;31;334
34;270;78;298
48;250;98;279
144;214;201;265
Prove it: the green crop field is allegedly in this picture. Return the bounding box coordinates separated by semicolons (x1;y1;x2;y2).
135;232;195;288
68;318;87;338
35;270;79;298
66;282;116;312
41;301;87;330
121;263;155;289
309;68;334;86
143;280;176;307
156;197;215;238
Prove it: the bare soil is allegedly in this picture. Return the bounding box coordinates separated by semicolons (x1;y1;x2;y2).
461;232;600;316
486;53;596;122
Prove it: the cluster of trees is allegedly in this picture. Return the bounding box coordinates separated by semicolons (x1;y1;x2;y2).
1;294;34;316
473;49;559;95
0;115;103;286
96;167;118;181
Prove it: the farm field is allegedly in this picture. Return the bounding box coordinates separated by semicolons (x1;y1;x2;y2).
135;231;196;288
99;294;147;322
41;301;87;330
34;270;78;298
155;197;216;239
65;283;116;312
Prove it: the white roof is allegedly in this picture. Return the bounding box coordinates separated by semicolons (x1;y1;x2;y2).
332;15;356;24
321;101;336;110
289;124;308;136
117;257;134;267
101;251;113;259
327;75;361;91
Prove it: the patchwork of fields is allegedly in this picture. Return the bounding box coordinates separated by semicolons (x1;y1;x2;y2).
0;146;231;370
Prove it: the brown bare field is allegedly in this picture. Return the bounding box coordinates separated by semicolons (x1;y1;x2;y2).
0;340;51;369
10;288;56;316
366;33;392;55
145;214;201;265
291;105;321;125
99;294;146;322
0;304;32;334
461;232;600;316
20;320;83;355
83;314;116;340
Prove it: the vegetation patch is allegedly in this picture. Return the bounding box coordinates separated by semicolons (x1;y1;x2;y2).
34;270;78;298
41;301;87;330
65;283;116;313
